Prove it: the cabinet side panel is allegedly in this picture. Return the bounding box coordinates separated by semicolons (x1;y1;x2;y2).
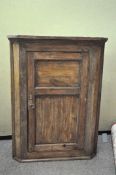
84;46;104;154
93;45;105;153
12;43;21;158
10;43;15;157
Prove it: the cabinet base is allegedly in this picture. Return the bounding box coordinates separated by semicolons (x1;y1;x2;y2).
13;153;96;162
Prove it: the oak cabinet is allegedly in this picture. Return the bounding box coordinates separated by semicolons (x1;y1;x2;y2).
8;35;107;162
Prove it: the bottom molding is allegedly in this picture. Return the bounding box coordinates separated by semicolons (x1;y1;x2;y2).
13;153;96;163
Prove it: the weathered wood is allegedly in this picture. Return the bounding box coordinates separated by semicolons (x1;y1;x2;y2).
10;42;15;157
8;35;107;161
34;87;80;95
8;35;108;42
35;96;79;144
77;52;89;148
12;42;21;158
35;60;80;87
19;44;28;158
33;51;82;60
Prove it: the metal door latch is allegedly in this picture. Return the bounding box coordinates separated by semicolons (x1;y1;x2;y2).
28;94;35;109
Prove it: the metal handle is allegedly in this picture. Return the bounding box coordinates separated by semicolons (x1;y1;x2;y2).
28;94;35;109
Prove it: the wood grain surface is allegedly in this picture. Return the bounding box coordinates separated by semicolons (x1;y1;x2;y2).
35;60;80;87
8;36;107;161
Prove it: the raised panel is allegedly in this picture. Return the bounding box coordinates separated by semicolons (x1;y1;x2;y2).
35;61;80;87
35;95;79;144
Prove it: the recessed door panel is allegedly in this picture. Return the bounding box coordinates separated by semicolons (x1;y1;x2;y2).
35;95;79;144
35;61;80;87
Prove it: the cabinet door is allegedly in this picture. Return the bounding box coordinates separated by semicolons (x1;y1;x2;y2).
27;50;89;158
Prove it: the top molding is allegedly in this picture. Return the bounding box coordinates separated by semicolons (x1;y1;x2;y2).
8;35;108;43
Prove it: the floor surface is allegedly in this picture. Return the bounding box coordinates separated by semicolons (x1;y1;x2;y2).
0;135;115;175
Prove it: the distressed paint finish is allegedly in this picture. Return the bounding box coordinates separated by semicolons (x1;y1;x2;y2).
8;35;107;161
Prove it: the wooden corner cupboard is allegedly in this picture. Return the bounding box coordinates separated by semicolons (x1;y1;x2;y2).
8;35;107;162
